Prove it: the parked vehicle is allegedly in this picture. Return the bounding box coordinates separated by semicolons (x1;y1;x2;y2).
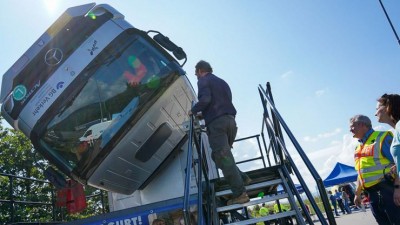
79;120;112;143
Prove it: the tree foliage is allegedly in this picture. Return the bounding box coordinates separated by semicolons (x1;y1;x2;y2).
0;117;108;224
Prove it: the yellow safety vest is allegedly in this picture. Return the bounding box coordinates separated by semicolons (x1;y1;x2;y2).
259;207;269;216
354;131;392;188
273;203;288;213
251;210;264;225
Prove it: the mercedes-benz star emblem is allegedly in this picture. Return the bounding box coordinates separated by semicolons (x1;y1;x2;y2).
45;48;63;66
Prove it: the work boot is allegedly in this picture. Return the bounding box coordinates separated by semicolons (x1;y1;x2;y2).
227;192;250;205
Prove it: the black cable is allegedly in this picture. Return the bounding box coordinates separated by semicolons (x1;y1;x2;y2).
378;0;400;46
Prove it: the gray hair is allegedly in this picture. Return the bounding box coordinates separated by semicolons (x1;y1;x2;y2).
350;114;372;129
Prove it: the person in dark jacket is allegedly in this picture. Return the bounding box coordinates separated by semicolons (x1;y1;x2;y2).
189;60;250;205
328;190;340;216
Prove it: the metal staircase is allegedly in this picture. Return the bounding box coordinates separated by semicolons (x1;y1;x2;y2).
183;82;337;225
215;166;304;225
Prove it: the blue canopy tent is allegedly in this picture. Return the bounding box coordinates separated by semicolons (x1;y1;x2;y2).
323;162;358;187
277;184;304;194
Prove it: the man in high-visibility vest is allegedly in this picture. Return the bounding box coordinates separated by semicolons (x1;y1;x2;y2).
273;202;288;213
350;114;400;225
259;203;269;217
273;203;292;225
259;203;270;225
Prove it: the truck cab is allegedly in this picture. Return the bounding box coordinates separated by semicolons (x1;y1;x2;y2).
0;3;195;195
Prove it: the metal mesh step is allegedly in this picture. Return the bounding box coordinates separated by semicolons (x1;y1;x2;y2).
225;210;297;225
215;178;282;197
217;193;289;212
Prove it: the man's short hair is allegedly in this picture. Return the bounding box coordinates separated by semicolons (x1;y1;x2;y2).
195;60;213;73
350;114;372;129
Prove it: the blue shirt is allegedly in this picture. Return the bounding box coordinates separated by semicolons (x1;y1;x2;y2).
191;73;236;125
391;121;400;177
358;129;394;162
329;194;337;205
334;191;341;200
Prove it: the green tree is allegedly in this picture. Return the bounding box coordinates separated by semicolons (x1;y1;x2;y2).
0;117;108;224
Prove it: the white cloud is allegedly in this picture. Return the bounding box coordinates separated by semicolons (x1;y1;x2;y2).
303;128;342;143
330;140;341;145
318;128;341;138
290;133;358;189
303;136;318;142
315;88;329;97
281;70;293;79
232;135;266;171
373;124;394;133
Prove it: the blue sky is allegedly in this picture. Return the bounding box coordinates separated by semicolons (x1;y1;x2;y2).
1;0;400;185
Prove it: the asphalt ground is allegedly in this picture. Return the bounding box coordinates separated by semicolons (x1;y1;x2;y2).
313;208;377;225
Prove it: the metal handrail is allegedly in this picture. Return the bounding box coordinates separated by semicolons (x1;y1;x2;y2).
272;126;325;225
259;90;281;166
234;134;267;168
181;109;278;224
0;173;56;223
258;82;336;225
183;108;213;225
183;113;195;225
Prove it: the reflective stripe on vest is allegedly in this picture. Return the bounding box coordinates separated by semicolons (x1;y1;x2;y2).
360;163;387;173
354;131;392;188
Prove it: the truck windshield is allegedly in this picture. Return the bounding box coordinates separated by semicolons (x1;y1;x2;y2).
37;30;183;170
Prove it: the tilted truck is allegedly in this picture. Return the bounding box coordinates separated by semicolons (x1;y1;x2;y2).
1;3;335;225
0;3;217;224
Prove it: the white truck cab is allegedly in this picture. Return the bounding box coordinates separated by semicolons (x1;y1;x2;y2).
0;3;199;195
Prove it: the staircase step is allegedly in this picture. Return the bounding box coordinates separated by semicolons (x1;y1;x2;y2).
217;193;288;212
215;178;282;197
214;166;281;191
225;210;297;225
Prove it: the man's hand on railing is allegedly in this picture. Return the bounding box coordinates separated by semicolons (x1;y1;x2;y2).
181;118;205;132
188;110;203;119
